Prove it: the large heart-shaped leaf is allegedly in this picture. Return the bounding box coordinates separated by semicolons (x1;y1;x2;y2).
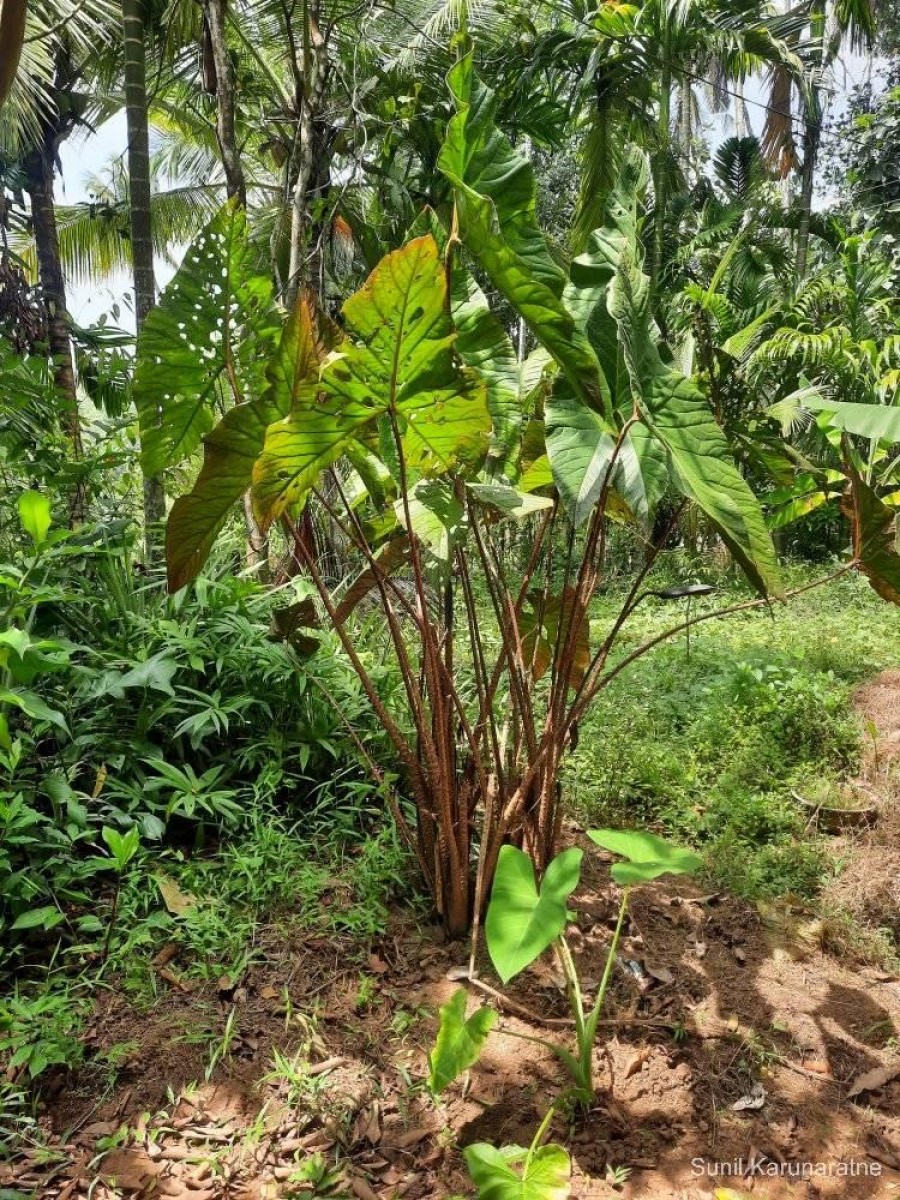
452;273;522;475
428;988;497;1094
394;479;466;566
548;172;671;523
439;54;605;415
165;294;339;590
405;206;522;473
135;200;278;475
464;1141;571;1200
252;236;490;528
591;148;781;598
486;846;583;984
587;829;702;885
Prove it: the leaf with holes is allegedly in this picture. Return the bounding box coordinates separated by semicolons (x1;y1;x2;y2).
135;200;278;475
165;294;339;590
407;206;522;473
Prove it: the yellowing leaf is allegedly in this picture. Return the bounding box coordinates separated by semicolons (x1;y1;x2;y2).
252;236;489;528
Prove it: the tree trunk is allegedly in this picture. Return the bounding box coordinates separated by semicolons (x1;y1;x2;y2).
202;0;268;577
795;117;819;284
122;0;166;556
0;0;27;110
796;0;826;285
25;139;85;523
286;4;328;307
651;55;672;306
202;0;246;205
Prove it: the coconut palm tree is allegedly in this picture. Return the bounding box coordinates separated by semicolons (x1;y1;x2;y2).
122;0;167;545
1;0;119;519
762;0;877;282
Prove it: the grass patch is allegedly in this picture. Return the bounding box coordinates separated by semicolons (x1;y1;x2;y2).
569;564;897;900
0;799;415;1127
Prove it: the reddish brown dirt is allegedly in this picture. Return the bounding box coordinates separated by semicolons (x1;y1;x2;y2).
6;676;900;1200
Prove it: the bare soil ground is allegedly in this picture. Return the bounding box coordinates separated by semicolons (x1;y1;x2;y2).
6;675;900;1200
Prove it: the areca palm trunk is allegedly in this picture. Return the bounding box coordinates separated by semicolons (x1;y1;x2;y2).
795;0;826;284
651;56;672;305
203;0;246;205
795;113;820;283
122;0;166;554
25;132;85;522
201;0;268;576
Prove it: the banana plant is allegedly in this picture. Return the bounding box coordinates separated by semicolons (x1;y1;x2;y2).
429;829;700;1102
155;55;784;935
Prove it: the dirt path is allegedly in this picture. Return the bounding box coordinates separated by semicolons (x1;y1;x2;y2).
7;675;900;1200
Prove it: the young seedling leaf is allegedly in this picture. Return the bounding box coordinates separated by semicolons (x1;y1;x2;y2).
587;829;701;885
428;987;497;1093
463;1140;571;1199
11;905;65;931
486;846;583;983
17;491;51;547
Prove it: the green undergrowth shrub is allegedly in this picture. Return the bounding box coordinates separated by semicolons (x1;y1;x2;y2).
569;564;896;900
0;516;396;973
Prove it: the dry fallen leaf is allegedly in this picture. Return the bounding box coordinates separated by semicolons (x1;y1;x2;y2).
848;1061;900;1098
155;873;199;916
151;942;180;968
157;966;192;992
646;964;674;986
390;1127;429;1149
867;1136;900;1170
79;1120;118;1139
353;1100;382;1145
350;1175;381;1200
624;1048;650;1079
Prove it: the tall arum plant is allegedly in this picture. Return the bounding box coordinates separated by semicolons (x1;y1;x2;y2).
148;56;788;935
